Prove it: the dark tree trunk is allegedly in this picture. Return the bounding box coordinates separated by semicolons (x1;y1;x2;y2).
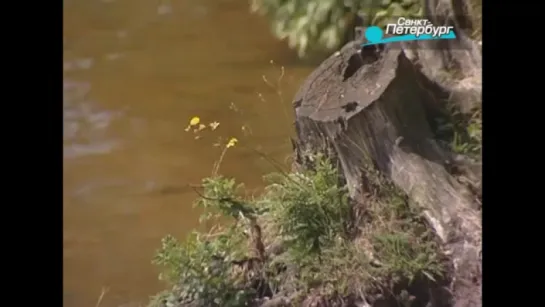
291;1;481;306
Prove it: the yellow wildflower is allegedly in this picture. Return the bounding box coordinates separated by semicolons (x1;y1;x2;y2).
189;116;200;126
226;137;238;148
185;116;201;132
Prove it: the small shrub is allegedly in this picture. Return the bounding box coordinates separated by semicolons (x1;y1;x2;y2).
372;231;442;283
260;156;351;257
152;230;253;307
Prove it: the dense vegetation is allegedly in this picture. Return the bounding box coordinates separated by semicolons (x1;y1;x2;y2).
149;155;447;307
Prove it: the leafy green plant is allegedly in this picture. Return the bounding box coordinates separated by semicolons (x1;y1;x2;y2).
450;108;481;158
195;176;247;221
152;229;253;307
151;176;256;307
432;102;482;160
150;153;445;306
372;231;442;282
151;171;259;307
261;155;351;256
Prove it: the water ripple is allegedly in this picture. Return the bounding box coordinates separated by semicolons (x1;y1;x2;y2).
63;80;123;159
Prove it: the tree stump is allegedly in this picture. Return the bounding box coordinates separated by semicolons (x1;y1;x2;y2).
291;1;481;305
403;0;482;116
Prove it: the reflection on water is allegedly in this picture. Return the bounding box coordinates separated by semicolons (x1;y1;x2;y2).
63;0;313;306
63;80;124;159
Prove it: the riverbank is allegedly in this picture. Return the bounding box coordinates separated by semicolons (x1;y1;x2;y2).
148;1;482;304
148;155;450;307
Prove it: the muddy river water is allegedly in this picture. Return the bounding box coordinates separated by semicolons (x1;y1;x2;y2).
63;1;314;306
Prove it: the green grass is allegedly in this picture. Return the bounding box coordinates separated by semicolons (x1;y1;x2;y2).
433;103;482;160
148;155;445;307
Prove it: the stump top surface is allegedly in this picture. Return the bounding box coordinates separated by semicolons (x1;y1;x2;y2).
293;43;401;122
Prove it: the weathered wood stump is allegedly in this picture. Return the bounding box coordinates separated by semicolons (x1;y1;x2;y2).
403;0;482;115
291;1;481;306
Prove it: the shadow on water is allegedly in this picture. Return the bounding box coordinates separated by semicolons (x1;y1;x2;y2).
63;0;313;306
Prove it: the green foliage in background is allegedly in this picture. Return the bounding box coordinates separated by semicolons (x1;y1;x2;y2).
250;0;424;58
